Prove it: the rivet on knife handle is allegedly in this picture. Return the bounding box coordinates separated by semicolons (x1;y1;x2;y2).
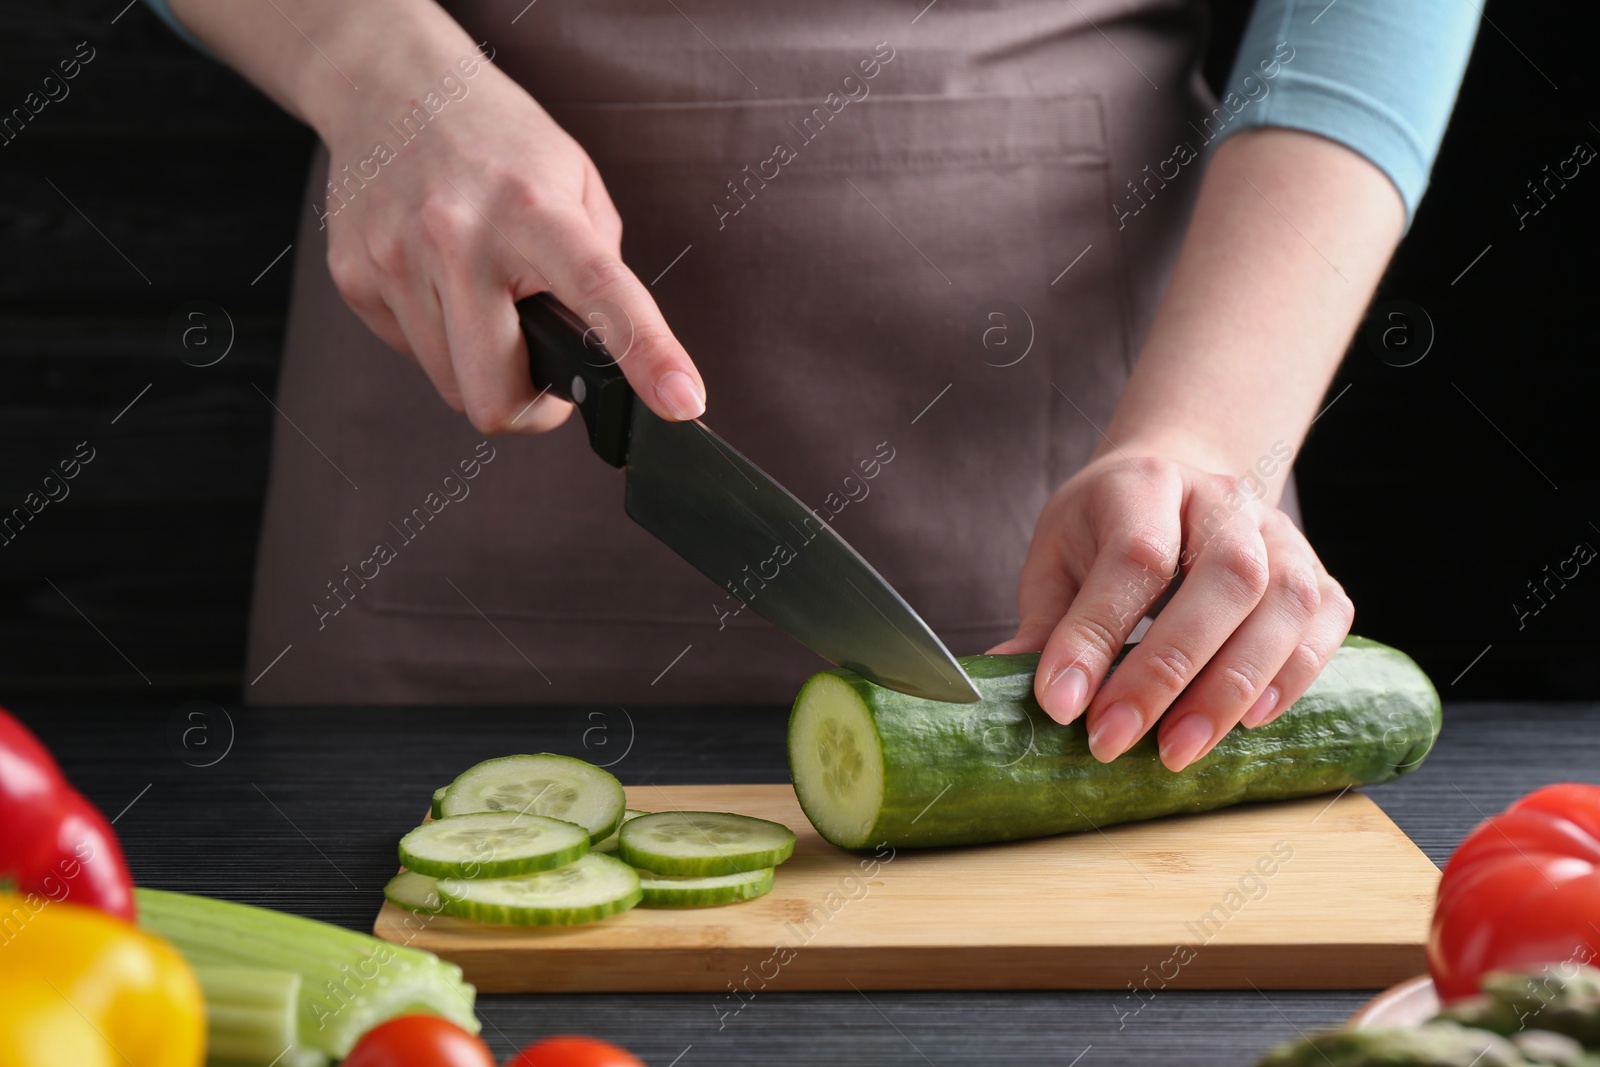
516;293;633;468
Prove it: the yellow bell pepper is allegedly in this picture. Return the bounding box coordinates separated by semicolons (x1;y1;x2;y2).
0;891;203;1067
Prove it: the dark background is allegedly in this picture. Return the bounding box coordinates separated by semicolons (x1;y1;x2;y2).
1;0;1594;702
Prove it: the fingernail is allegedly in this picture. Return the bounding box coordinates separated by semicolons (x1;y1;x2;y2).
1240;685;1281;728
1159;714;1215;771
1044;665;1089;725
1087;700;1143;762
656;370;705;421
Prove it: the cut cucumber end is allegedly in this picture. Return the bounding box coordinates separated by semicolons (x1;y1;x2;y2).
440;753;625;844
637;866;775;908
430;786;447;820
789;672;884;850
436;853;642;926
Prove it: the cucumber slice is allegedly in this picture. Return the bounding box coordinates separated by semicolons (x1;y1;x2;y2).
436;853;641;926
430;786;447;819
383;870;445;914
440;754;625;844
638;866;775;908
618;811;795;877
398;812;589;879
594;808;650;854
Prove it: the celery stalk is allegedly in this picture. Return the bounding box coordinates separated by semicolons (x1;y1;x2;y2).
136;888;479;1060
193;965;303;1064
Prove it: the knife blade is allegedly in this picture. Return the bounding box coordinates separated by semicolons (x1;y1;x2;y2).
518;292;980;703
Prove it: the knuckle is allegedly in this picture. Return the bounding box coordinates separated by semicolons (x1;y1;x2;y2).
1208;536;1270;600
325;245;365;299
1214;661;1263;707
363;229;407;276
417;195;476;249
1288;638;1327;679
1056;615;1122;670
1116;523;1180;578
1273;564;1322;621
1143;642;1197;697
568;253;636;301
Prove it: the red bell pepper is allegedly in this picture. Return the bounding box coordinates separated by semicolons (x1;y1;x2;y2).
0;707;136;921
1428;782;1600;1002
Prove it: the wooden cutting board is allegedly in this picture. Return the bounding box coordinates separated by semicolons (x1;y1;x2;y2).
372;783;1439;993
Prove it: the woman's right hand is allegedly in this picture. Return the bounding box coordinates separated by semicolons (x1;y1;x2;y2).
317;40;706;435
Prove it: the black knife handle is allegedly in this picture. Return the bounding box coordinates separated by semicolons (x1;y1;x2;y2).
517;292;633;468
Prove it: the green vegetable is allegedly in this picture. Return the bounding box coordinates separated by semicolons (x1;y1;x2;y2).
594;808;649;854
439;753;625;844
1436;965;1600;1049
430;786;447;819
135;887;479;1062
382;870;445;915
789;635;1440;849
436;853;641;926
637;866;775;908
192;964;311;1066
1256;1021;1545;1067
617;811;796;876
398;811;589;878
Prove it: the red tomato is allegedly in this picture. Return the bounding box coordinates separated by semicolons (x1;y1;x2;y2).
1428;782;1600;1002
509;1036;646;1067
342;1015;496;1067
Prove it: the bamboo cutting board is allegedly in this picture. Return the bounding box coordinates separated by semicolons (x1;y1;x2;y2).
372;783;1438;993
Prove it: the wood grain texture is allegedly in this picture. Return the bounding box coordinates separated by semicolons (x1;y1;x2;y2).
374;782;1438;993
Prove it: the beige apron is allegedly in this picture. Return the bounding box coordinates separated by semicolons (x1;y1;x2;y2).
244;0;1300;705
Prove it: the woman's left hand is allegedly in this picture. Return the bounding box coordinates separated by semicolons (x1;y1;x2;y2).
986;451;1354;772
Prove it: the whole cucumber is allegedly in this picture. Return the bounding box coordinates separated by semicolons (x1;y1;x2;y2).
787;635;1440;850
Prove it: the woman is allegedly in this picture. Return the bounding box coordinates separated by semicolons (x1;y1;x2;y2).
150;0;1477;772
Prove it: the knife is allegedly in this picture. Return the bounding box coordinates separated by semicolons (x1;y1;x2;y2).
517;292;981;703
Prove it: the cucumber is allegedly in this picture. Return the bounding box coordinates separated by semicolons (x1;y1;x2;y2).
617;811;796;876
594;808;650;854
789;634;1441;850
383;870;445;914
440;753;625;844
398;812;589;879
436;853;641;926
430;786;447;819
638;867;776;908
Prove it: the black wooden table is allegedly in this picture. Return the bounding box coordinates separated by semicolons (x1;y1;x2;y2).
10;701;1596;1066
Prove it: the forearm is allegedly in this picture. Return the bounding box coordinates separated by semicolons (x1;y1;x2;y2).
1098;127;1404;505
165;0;480;141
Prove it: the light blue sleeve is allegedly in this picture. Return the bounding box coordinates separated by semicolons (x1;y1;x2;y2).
1208;0;1482;229
140;0;215;55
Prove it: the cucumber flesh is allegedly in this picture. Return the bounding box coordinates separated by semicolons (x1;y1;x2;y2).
430;786;447;819
618;811;795;877
789;674;885;849
638;866;775;908
436;853;641;926
788;634;1443;850
594;808;650;854
440;753;625;844
384;870;445;914
398;812;589;879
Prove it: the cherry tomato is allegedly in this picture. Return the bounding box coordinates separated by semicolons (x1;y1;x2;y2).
1428;782;1600;1002
343;1015;496;1067
509;1036;646;1067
